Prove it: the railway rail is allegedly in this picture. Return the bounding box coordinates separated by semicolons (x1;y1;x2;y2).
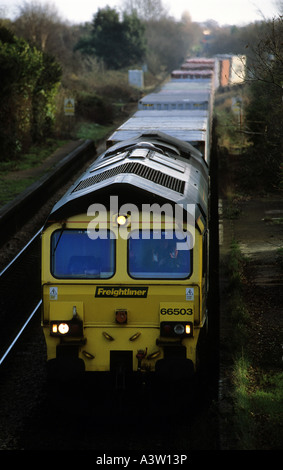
0;139;96;247
0;224;219;451
0;59;224;449
0;229;42;365
0;139;96;366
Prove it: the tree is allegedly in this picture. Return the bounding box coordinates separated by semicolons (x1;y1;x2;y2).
31;51;62;141
244;15;283;188
0;26;61;159
13;0;62;51
122;12;147;65
75;7;146;69
122;0;168;20
245;16;283;89
12;0;84;78
144;15;201;74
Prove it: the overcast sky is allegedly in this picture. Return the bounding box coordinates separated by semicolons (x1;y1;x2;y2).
0;0;280;26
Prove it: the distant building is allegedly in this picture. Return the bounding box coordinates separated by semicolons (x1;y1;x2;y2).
214;54;246;88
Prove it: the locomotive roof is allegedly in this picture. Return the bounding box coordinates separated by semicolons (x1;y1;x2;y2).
46;132;209;228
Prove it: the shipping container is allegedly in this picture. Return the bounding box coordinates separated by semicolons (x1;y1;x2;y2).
107;111;211;164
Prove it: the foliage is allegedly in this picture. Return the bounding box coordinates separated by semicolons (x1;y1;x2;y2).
122;12;147;66
75;92;114;125
75;7;146;70
0;26;61;160
74;4;202;74
233;357;283;449
12;0;62;51
213;14;283;191
243;81;282;188
0;138;67;205
225;241;283;449
145;16;201;73
225;241;249;351
31;52;62;142
75;122;116;143
121;0;168;20
205;22;265;56
243;16;283;190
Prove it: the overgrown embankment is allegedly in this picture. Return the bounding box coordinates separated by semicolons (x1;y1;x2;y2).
216;82;283;450
221;240;283;449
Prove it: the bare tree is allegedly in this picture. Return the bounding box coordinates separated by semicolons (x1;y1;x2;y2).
13;0;62;50
121;0;168;20
245;12;283;90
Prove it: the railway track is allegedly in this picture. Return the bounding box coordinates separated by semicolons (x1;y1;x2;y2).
0;135;220;451
0;139;97;366
0;229;42;365
0;229;219;451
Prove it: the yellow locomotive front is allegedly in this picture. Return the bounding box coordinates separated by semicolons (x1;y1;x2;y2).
42;211;207;383
41;134;209;384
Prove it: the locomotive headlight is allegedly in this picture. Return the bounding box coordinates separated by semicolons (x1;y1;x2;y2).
50;316;83;337
51;322;70;335
114;213;131;228
116;215;127;226
58;323;70;335
173;324;185;335
160;322;193;338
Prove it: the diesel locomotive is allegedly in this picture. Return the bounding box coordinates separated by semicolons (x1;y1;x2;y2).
41;58;213;385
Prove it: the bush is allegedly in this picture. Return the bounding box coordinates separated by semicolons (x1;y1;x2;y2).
76;93;114;125
0;27;61;160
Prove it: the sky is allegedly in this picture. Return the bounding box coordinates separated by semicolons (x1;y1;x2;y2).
0;0;280;26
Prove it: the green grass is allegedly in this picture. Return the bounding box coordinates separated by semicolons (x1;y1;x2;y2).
225;241;283;449
0;120;121;207
0;125;115;207
0;178;37;206
233;357;283;449
0;138;68;206
75;122;116;142
0;138;68;174
225;241;250;353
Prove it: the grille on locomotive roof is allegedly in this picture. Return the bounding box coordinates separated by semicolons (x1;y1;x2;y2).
72;162;185;194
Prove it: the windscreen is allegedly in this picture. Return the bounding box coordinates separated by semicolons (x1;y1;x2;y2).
51;229;115;279
128;230;192;279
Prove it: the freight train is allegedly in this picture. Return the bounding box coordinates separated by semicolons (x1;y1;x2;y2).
41;57;216;386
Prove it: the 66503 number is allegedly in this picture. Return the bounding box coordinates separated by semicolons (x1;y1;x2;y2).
160;308;193;315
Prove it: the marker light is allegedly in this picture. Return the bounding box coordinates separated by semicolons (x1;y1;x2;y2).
51;322;70;335
50;316;83;337
160;322;193;338
162;324;172;335
185;324;191;335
